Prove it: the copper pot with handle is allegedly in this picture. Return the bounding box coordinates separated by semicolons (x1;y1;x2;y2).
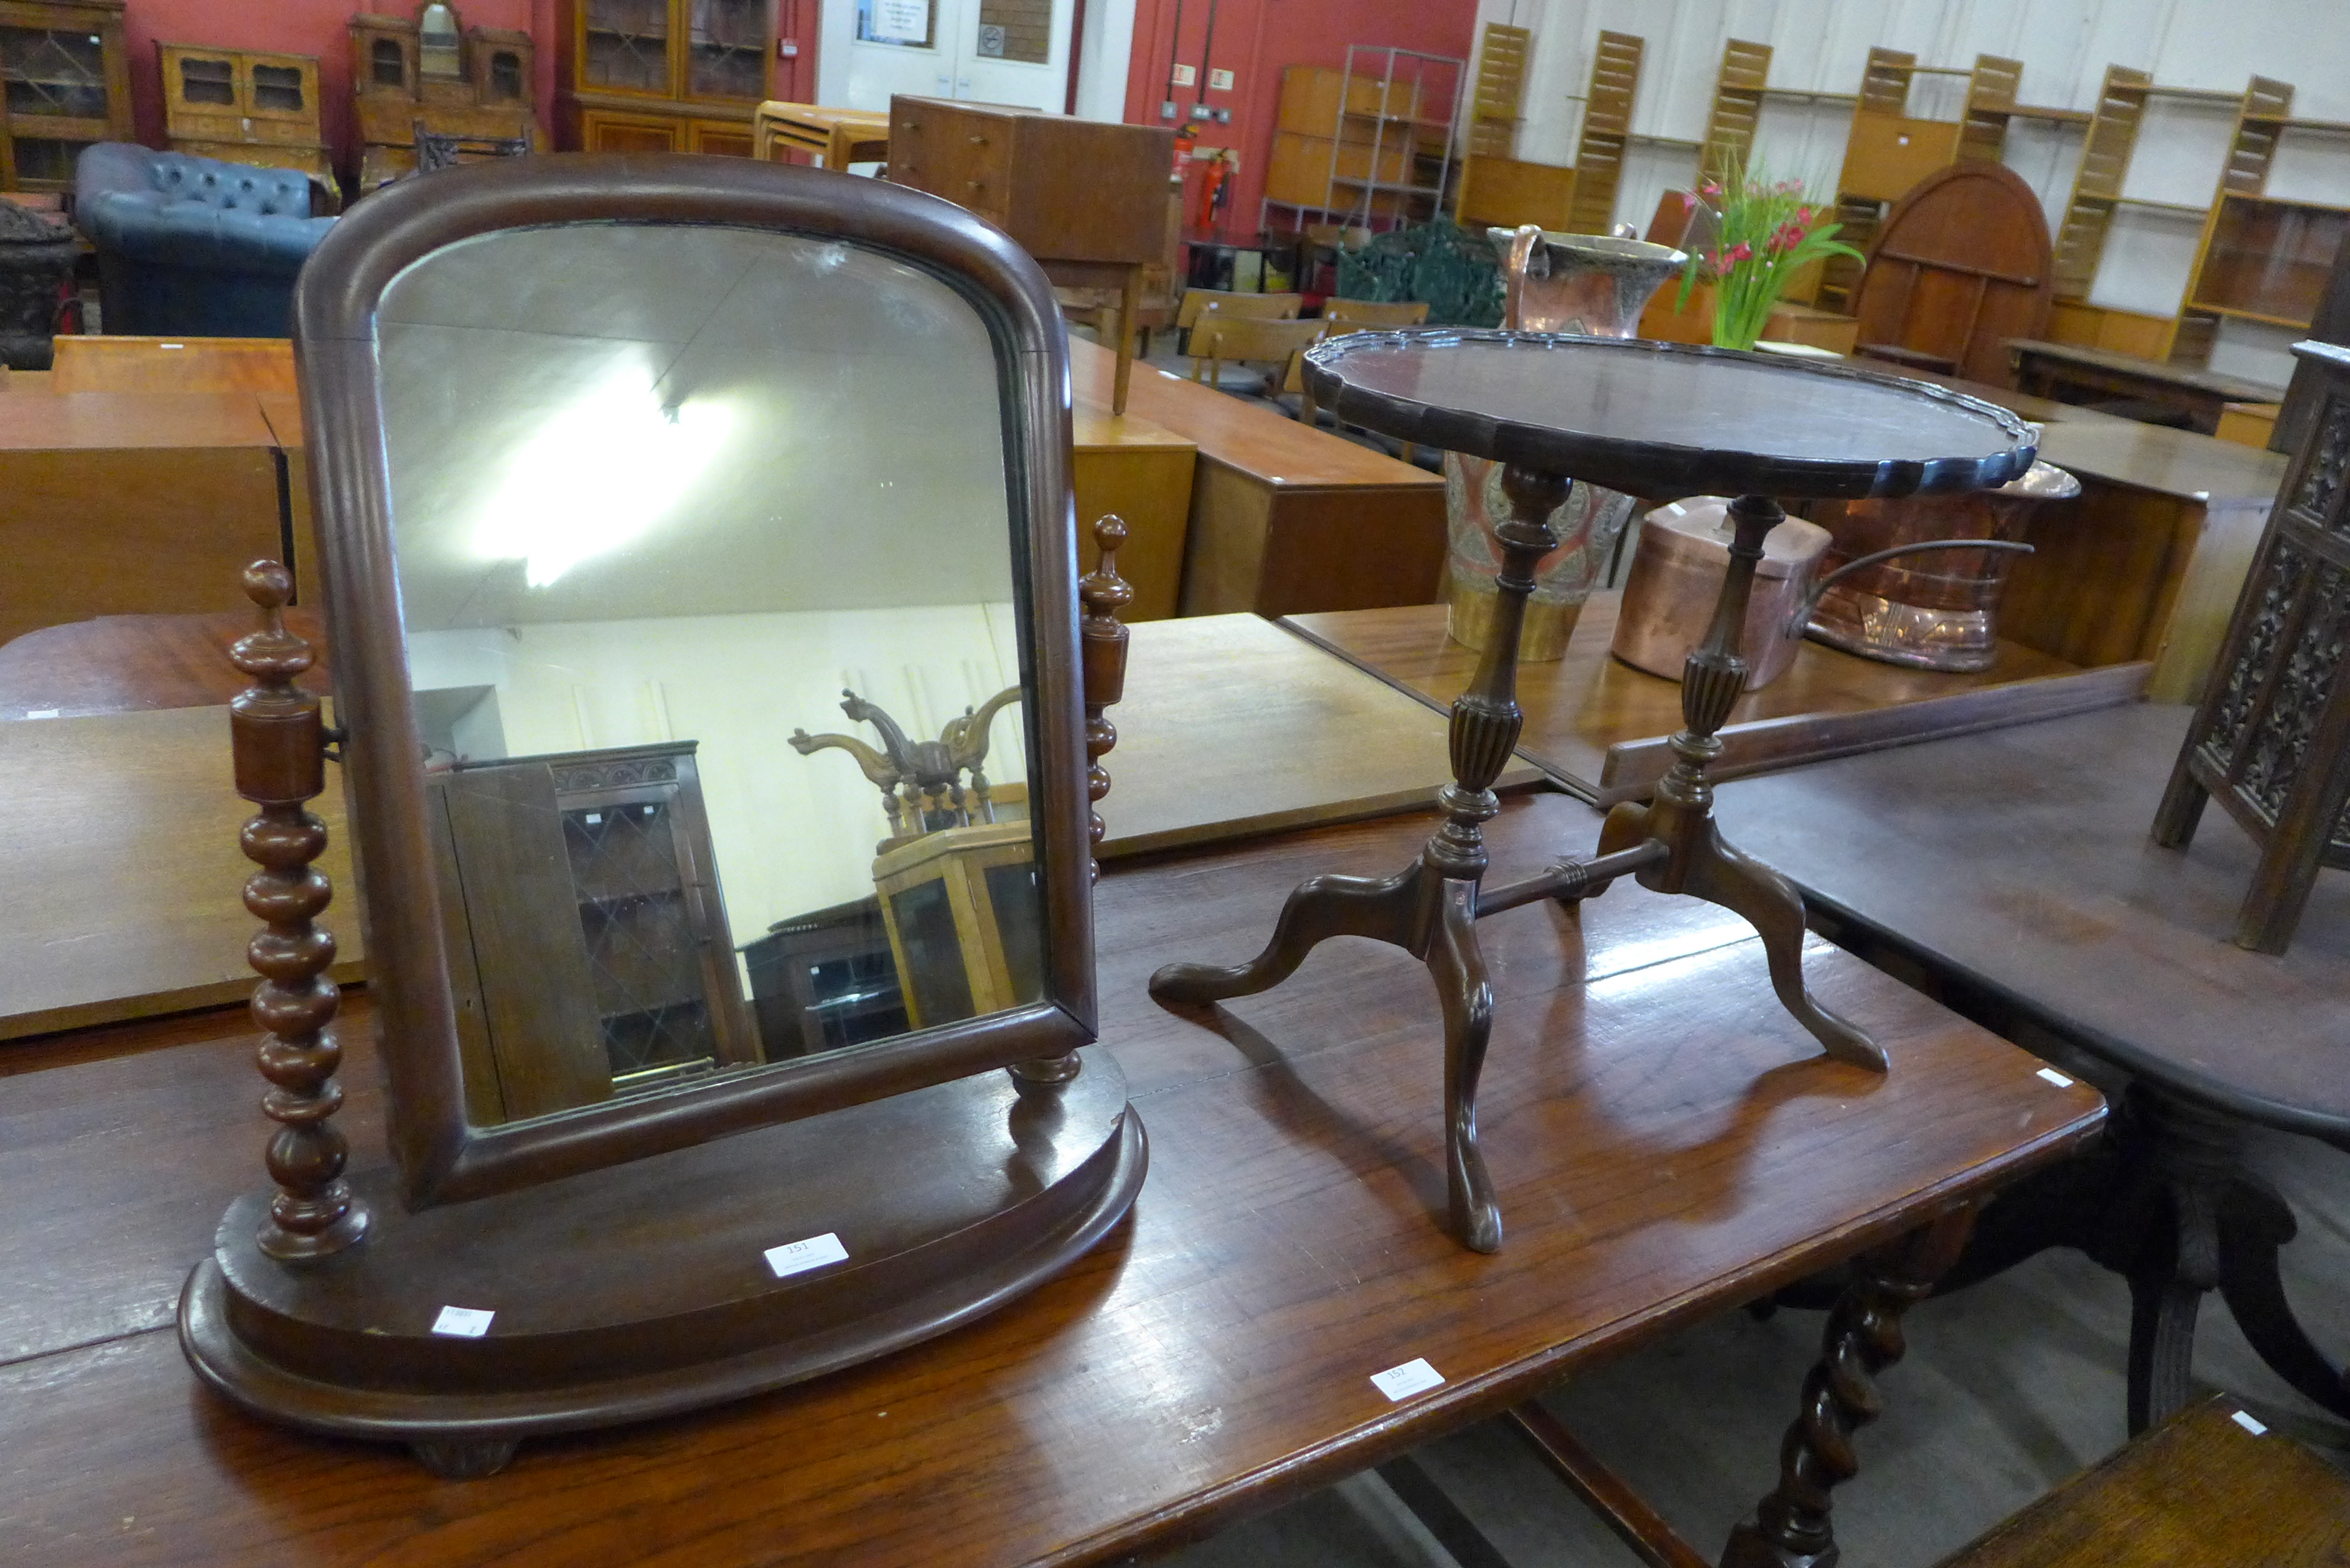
1612;498;2034;691
1803;460;2080;671
1441;226;1688;661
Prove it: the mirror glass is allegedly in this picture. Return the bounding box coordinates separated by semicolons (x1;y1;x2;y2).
377;222;1045;1128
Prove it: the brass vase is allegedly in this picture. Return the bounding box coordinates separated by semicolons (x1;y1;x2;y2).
1443;227;1687;661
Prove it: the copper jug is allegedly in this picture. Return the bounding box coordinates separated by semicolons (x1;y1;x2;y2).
1442;226;1688;662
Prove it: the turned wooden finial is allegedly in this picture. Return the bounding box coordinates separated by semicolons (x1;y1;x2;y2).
1079;514;1133;880
230;560;368;1261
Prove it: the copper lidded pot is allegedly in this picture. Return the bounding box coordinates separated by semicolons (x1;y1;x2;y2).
1442;226;1688;662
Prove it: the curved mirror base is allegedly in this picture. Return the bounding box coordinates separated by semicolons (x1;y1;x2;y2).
179;1052;1144;1477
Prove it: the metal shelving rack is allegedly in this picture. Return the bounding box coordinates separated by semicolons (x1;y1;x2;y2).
1326;45;1463;231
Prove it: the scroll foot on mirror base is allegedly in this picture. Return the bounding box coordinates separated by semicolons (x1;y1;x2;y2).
410;1439;518;1479
1149;861;1503;1254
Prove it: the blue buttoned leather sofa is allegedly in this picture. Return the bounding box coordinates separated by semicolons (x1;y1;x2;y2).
75;143;335;337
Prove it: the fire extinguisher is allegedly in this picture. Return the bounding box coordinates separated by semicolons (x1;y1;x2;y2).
1194;149;1230;231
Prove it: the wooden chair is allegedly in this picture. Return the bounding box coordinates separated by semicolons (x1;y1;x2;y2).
1934;1397;2350;1566
1187;313;1327;409
1294;299;1430;436
1318;298;1431;331
1848;161;2053;387
1175;287;1301;346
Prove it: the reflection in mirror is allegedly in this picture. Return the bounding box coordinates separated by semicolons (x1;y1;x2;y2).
378;222;1042;1129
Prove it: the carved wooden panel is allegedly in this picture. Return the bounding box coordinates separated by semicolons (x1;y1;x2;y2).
2155;348;2350;950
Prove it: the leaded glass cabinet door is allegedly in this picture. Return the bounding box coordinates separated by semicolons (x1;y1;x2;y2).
0;0;130;191
579;0;672;95
686;0;767;100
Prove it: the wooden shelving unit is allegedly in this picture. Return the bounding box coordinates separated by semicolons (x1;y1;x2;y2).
1955;53;2092;162
2045;71;2339;365
1454;27;1644;235
2170;76;2301;364
1262;45;1461;234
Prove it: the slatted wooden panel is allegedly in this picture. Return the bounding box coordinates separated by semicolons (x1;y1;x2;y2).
1699;37;1770;187
1955;53;2022;164
1466;23;1528;159
2223;76;2295;194
1816;47;1922;311
2053;65;2152;299
1566;30;1644;235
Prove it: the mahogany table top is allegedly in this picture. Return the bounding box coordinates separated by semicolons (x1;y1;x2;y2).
0;792;2100;1566
1286;595;2135;805
1713;701;2350;1142
1303;332;2036;500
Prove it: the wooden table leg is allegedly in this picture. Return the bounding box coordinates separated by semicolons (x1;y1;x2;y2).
1112;263;1142;416
1149;465;1574;1253
1721;1204;1980;1568
1596;494;1884;1070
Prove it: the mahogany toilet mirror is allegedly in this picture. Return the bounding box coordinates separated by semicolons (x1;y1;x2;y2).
179;154;1147;1477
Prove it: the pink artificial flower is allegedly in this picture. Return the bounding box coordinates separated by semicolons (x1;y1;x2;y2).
1681;189;1699;213
1699;179;1723;200
1726;241;1754;264
1797;205;1814;225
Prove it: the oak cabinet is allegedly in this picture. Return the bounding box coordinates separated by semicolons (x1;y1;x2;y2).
557;0;769;157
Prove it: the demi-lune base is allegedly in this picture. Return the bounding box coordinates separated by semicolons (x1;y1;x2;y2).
180;1050;1145;1476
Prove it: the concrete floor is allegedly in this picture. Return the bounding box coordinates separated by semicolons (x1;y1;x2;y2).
1152;1072;2350;1568
1106;325;2350;1566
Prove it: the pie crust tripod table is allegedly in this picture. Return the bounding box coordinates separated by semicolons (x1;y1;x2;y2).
1152;331;2038;1253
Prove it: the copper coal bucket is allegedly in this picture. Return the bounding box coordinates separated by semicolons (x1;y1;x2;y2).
1804;460;2079;672
1442;226;1687;661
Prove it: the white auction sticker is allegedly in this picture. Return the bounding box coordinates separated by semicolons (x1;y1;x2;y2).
765;1232;850;1279
2036;1067;2075;1088
1369;1358;1444;1401
2232;1409;2269;1435
431;1305;495;1338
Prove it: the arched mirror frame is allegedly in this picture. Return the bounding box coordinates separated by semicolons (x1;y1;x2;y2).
297;154;1095;1208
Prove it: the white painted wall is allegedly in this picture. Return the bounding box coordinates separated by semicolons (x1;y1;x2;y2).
1074;0;1139;120
1477;0;2350;385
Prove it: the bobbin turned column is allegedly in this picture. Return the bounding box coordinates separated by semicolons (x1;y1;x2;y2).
1012;513;1133;1094
228;560;367;1261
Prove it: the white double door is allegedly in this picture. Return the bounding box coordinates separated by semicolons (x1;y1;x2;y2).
820;0;1075;116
